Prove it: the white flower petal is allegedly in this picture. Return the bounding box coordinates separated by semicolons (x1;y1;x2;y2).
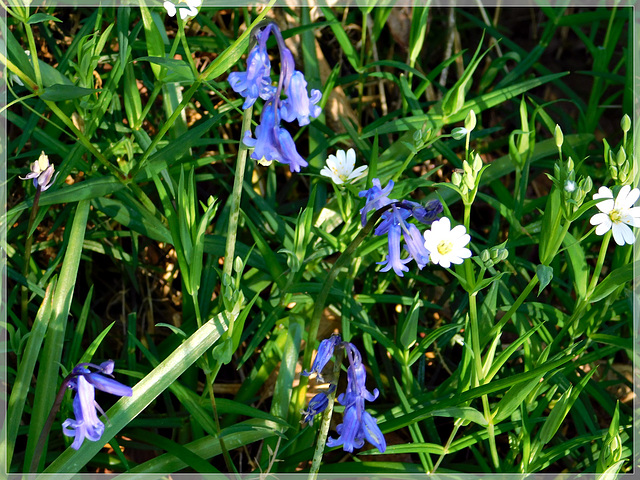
618;186;640;210
595;198;614;214
164;1;177;16
593;186;613;200
611;222;628;246
345;148;356;170
590;212;609;226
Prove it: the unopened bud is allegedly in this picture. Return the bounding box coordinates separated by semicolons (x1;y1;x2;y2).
451;127;467;140
554;125;564;148
621;114;631;133
480;250;491;262
582;176;593;193
464;174;475;191
609;165;619;180
567;157;574;171
463;160;473;177
452;171;462;186
616;148;626;167
472;153;483;172
465;110;477;132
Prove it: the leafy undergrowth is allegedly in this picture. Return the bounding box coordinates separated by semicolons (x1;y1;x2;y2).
4;4;635;476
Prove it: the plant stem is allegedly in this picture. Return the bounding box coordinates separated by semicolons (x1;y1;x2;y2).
21;187;41;325
586;230;611;297
308;347;344;478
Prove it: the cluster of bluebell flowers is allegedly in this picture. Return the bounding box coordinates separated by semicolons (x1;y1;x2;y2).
359;178;444;276
302;335;386;453
228;22;322;173
62;360;132;450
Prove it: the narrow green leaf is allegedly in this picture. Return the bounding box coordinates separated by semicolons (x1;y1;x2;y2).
40;84;98;101
27;13;61;24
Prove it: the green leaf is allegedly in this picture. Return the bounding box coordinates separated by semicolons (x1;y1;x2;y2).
40;84;98;101
137;56;195;83
492;374;544;423
155;323;187;338
431;407;488;427
398;292;420;349
536;264;554;295
590;261;639;302
27;13;61;24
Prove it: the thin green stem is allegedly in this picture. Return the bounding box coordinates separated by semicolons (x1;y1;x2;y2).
129;81;202;179
21;187;41;325
308;347;344;478
487;274;539;341
586;230;612;297
432;419;462;473
134;82;162;130
24;19;42;89
177;17;198;74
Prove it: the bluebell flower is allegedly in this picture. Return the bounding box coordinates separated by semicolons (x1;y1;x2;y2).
302;334;341;381
377;220;411;276
228;25;275;109
229;22;323;173
304;339;386;454
243;103;308;173
62;360;132;450
301;385;336;424
20;151;58;192
326;342;386;453
359;178;395;227
359;179;443;276
280;71;322;126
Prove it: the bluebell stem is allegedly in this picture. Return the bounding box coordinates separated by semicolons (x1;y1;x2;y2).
228;22;322;173
62;360;132;450
303;337;386;453
359;179;443;276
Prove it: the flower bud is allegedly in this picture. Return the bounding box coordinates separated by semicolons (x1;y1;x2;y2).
451;127;467;140
464;174;475;191
480;249;491;262
621;114;631;133
472;153;483;172
463;160;473;177
567;156;574;171
609;165;618;180
452;171;462;186
554;124;563;148
616;148;626;167
464;110;477;132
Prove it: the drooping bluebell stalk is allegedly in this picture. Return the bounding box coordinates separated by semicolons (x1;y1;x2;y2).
30;360;132;470
359;178;443;276
61;360;133;450
228;21;322;172
302;335;386;454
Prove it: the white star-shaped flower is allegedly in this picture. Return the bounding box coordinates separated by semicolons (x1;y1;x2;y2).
320;149;368;185
590;185;640;246
164;0;201;20
423;217;472;268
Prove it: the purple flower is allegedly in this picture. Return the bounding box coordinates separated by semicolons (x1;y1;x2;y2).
403;222;431;270
303;334;341;381
243;103;308;173
227;25;275;109
20;151;58;191
402;199;443;225
280;71;322;126
62;360;132;450
359;178;395;227
377;221;411;277
301;385;336;424
325;342;386;453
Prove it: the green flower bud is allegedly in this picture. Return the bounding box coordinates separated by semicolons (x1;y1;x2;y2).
480;249;491;262
464;174;475;191
413;130;423;143
567;156;574;171
609;165;618;180
452;171;462;186
499;249;509;262
464;109;477;132
472;153;483;172
621;114;631;133
616;148;627;167
582;176;593;194
234;256;244;274
554;124;564;148
463;160;473;177
451;127;468;140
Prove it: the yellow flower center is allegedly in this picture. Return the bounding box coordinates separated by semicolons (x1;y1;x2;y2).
437;240;454;255
609;209;622;223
